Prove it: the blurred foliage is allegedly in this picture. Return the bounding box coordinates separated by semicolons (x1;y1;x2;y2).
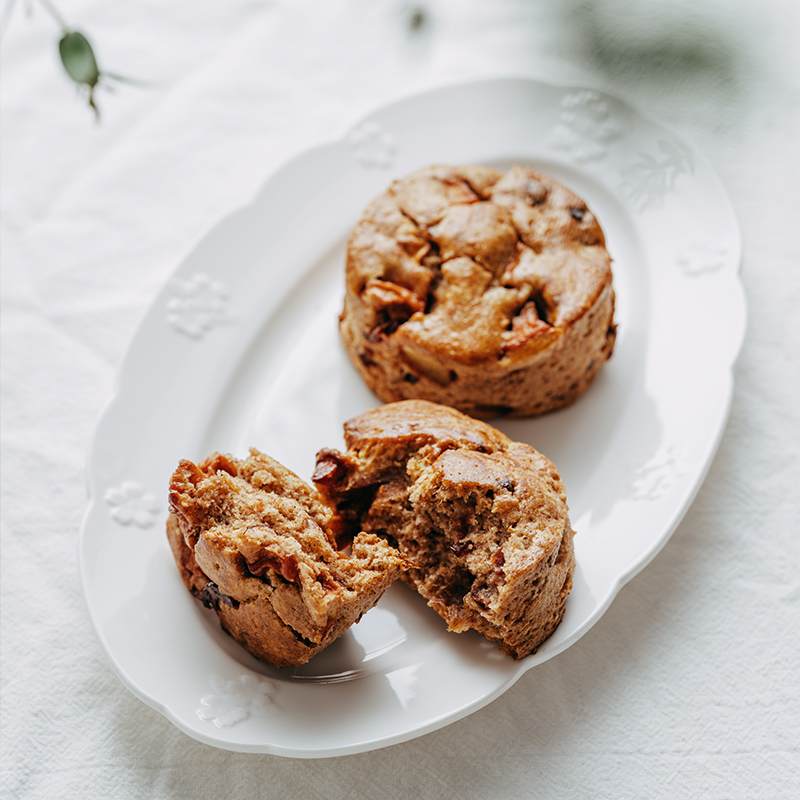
5;0;143;120
58;29;101;116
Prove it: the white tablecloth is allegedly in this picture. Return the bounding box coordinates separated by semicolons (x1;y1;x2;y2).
2;1;798;797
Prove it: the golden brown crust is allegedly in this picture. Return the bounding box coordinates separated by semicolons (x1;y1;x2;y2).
166;448;408;668
340;164;616;418
314;400;576;659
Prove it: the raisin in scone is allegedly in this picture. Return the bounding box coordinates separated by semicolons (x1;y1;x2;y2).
340;164;616;418
167;449;408;668
313;400;575;659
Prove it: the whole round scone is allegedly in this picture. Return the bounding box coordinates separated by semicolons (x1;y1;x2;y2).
312;400;576;659
340;164;616;418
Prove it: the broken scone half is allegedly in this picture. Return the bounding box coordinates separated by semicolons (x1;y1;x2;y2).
313;400;576;659
167;449;409;668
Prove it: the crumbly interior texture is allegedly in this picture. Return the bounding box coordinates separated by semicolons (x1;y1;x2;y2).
340;164;616;418
313;400;575;659
167;449;408;668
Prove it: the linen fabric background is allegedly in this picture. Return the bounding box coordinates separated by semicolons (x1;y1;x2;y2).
1;1;798;798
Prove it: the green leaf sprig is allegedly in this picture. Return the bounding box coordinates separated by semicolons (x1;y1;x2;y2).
30;0;146;120
58;28;101;116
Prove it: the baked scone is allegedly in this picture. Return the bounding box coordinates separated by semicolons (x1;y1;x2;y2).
340;163;616;418
167;449;409;668
313;400;575;659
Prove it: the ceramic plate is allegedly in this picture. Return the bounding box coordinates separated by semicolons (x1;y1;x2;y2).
79;78;745;757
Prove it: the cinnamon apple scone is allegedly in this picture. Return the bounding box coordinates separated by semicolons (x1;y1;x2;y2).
167;449;409;668
313;400;576;659
340;164;616;418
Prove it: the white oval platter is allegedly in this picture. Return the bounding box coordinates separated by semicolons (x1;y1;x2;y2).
79;78;745;757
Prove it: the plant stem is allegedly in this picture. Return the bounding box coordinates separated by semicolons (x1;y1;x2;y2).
37;0;67;32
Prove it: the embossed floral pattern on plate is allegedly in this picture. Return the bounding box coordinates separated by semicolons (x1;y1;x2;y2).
166;274;230;338
620;139;695;211
677;242;732;276
631;445;685;501
549;90;623;163
104;481;160;527
347;120;397;168
197;674;278;728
